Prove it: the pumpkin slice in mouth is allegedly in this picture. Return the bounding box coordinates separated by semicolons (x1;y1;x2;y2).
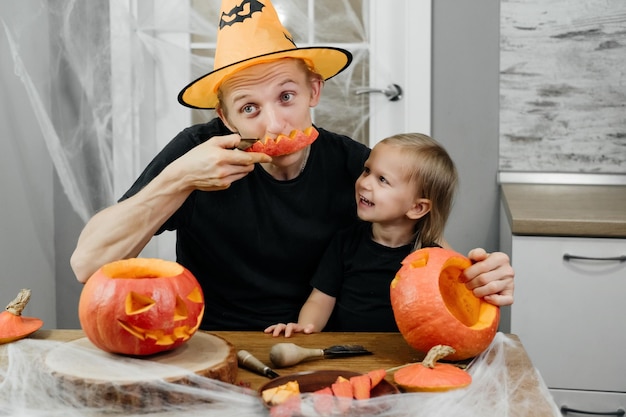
245;127;319;156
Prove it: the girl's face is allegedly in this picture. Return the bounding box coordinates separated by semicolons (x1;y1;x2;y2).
217;59;322;166
355;143;423;225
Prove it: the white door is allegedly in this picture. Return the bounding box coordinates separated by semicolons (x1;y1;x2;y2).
367;1;431;146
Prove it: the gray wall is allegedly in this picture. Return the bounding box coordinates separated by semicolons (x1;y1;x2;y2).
433;0;501;256
6;0;504;329
0;1;57;327
432;0;509;332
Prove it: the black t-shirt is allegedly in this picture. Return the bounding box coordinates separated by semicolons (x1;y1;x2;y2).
121;118;370;330
311;221;440;332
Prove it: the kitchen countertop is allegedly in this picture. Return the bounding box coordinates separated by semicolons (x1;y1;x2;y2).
501;183;626;237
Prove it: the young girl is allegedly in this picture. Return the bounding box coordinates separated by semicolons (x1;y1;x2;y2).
265;133;458;335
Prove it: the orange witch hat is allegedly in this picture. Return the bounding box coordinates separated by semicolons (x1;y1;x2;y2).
178;0;352;109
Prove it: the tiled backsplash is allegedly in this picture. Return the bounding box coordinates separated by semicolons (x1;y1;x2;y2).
499;0;625;175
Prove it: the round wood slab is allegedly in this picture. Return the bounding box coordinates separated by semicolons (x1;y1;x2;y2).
45;331;237;383
44;332;238;409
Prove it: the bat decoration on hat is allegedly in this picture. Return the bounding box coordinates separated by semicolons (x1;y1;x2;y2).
219;0;264;29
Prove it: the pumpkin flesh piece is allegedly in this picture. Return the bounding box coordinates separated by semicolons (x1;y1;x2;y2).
331;378;353;413
312;387;334;416
349;374;371;400
367;369;387;388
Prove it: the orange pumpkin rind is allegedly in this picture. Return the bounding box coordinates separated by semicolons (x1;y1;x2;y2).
245;127;319;156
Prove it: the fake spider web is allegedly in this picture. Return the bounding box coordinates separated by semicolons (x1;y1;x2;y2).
1;0;371;224
0;333;560;416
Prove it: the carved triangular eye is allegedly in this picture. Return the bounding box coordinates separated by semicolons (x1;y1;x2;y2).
174;295;188;321
125;292;156;315
186;287;203;304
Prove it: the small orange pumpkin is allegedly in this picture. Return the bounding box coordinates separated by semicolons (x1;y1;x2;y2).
245;127;319;156
394;345;471;392
0;289;43;344
78;258;204;356
390;247;499;360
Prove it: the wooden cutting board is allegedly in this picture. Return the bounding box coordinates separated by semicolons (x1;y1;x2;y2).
44;332;237;408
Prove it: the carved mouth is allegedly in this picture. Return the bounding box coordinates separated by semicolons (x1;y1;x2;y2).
118;290;205;347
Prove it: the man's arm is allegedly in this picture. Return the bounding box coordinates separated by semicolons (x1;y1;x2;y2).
71;134;271;283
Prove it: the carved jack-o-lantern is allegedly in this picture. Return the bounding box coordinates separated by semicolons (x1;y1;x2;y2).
78;258;205;356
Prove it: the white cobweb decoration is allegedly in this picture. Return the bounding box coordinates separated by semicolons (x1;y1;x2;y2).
0;338;264;417
1;0;371;225
0;333;560;416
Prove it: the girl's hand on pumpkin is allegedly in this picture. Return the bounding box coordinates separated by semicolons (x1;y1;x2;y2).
264;322;314;337
171;134;272;191
462;248;515;306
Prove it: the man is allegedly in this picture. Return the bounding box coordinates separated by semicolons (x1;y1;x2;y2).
71;0;514;330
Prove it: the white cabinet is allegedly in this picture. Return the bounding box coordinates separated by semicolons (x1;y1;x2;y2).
502;214;626;414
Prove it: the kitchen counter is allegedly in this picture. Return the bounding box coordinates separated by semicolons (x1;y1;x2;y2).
501;183;626;237
1;329;560;416
501;182;626;414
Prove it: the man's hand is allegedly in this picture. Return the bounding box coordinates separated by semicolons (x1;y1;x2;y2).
171;134;272;192
461;248;515;306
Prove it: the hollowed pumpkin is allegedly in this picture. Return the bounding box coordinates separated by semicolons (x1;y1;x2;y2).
78;258;205;356
390;247;499;360
245;127;318;156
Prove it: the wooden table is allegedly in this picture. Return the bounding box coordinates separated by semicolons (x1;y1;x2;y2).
6;329;559;415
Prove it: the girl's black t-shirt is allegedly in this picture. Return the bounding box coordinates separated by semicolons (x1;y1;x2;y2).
312;221;440;332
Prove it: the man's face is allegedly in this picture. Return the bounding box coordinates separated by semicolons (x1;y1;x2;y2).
217;59;322;143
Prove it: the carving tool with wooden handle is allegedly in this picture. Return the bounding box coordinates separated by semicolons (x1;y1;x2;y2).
234;138;259;150
269;343;372;368
237;350;280;379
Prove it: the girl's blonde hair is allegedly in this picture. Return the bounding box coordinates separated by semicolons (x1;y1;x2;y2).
378;133;458;250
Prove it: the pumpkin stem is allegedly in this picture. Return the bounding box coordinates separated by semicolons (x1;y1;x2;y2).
6;289;32;316
422;345;456;369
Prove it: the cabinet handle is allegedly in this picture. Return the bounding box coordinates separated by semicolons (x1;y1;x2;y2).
563;253;626;262
561;405;625;416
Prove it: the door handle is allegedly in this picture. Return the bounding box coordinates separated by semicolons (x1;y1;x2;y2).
355;83;403;101
561;405;625;416
563;253;626;262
